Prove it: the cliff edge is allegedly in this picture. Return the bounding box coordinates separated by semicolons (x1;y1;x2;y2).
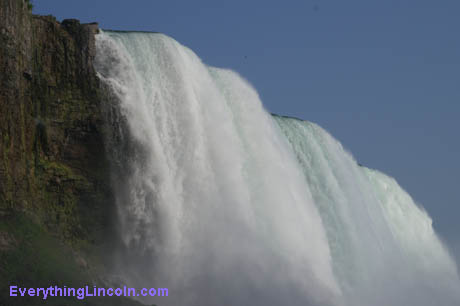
0;1;138;305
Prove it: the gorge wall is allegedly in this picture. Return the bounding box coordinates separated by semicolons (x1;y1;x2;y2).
0;1;137;305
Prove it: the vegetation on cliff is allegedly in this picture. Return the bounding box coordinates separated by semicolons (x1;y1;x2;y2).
0;1;142;305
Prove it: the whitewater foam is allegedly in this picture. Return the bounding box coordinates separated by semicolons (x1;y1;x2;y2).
94;31;460;306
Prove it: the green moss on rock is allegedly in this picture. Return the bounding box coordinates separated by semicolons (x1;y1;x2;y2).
0;1;132;304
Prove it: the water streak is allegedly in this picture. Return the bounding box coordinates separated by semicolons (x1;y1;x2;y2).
95;31;460;306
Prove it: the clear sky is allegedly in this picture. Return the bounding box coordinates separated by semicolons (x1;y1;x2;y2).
33;0;460;264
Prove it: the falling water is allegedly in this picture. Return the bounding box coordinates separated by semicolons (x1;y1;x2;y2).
274;116;460;306
94;31;460;306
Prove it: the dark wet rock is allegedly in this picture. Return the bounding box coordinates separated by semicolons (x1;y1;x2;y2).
0;0;112;246
0;231;16;251
0;2;136;305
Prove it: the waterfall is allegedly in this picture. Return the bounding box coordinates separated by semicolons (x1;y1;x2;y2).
94;30;460;306
274;116;460;305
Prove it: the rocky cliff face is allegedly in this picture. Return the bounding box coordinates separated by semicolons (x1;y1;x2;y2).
0;1;136;305
0;0;112;243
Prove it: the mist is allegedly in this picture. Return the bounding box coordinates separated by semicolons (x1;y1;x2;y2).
94;30;460;306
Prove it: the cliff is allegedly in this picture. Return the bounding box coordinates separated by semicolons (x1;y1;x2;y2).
0;1;140;305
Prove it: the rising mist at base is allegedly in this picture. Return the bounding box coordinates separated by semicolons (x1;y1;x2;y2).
94;31;460;306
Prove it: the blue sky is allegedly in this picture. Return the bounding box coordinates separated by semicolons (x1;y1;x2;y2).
33;0;460;263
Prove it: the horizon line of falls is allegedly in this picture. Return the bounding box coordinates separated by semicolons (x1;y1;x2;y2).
94;30;460;306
